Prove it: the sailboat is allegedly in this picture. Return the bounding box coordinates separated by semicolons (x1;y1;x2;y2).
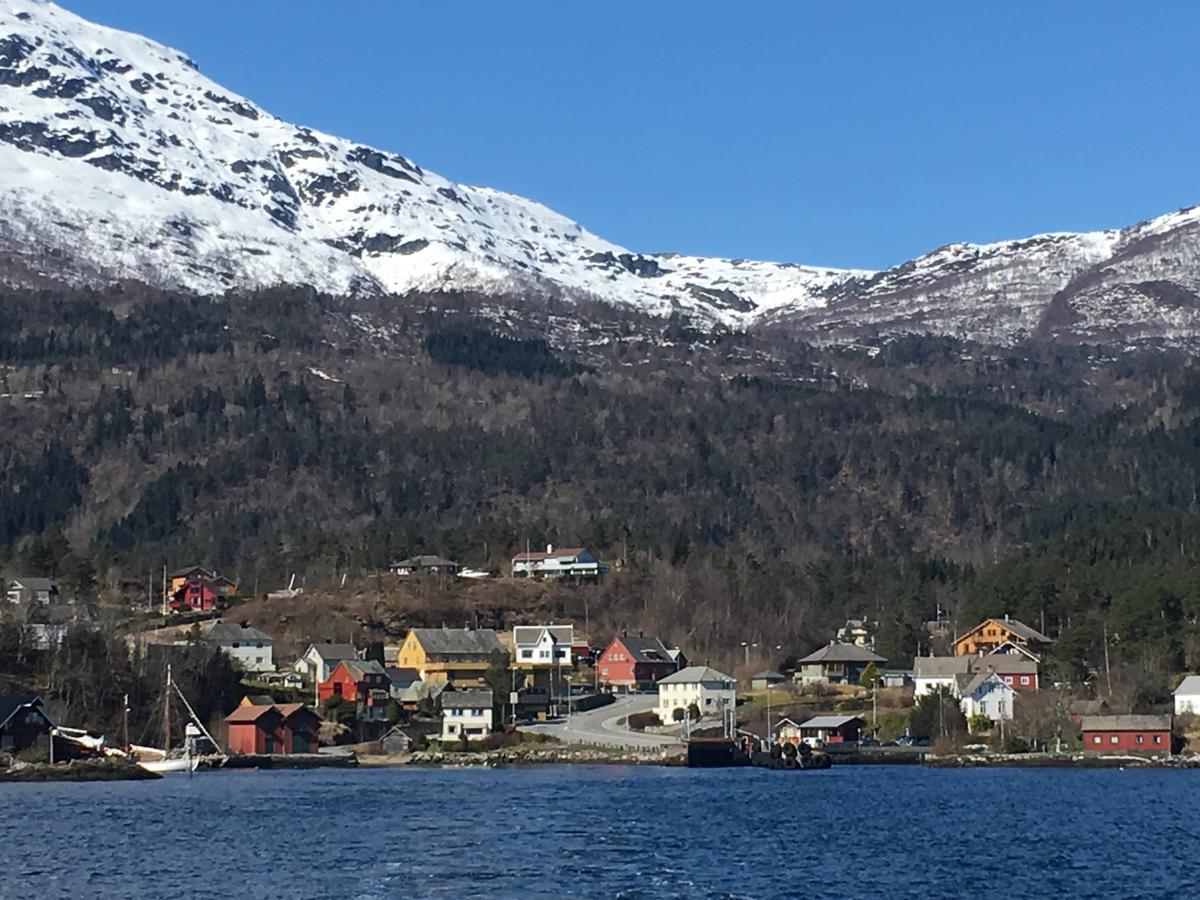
133;664;222;774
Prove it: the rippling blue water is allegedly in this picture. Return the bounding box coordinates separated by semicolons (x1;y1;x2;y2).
1;764;1196;898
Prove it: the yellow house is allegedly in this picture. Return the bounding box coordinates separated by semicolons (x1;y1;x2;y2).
397;627;504;684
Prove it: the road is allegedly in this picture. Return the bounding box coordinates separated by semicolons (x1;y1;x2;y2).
521;693;684;749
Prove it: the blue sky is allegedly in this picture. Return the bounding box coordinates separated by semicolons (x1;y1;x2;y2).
65;1;1198;270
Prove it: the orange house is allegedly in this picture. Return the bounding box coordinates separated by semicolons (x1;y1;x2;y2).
954;616;1051;657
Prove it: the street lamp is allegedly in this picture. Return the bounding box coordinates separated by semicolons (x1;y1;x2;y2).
741;640;757;668
764;644;782;748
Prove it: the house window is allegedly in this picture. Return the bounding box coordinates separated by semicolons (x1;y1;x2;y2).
1136;735;1144;744
1110;735;1118;744
1003;676;1013;684
1092;735;1101;744
1020;676;1030;686
1154;735;1163;744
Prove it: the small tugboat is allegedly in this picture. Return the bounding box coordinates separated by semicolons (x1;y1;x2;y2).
684;701;830;770
750;739;832;770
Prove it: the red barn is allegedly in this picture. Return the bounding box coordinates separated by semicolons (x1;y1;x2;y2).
225;703;323;754
225;704;287;754
1081;715;1172;754
275;703;322;754
596;635;679;692
317;659;391;720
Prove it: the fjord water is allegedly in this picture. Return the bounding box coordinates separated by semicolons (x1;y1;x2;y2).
1;766;1195;898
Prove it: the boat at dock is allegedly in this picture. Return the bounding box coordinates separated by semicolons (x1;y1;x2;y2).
686;737;831;769
130;665;224;774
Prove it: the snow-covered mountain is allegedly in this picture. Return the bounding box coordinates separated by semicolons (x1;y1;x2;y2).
3;0;1200;347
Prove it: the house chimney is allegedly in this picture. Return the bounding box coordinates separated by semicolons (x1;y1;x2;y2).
546;544;553;554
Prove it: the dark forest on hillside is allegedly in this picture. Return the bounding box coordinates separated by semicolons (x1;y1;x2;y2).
3;286;1200;699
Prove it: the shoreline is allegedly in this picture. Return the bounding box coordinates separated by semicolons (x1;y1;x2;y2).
0;758;162;783
359;745;684;768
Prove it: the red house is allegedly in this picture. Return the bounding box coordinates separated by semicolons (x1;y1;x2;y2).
169;578;223;612
596;635;679;691
317;659;391;720
224;703;323;754
1081;714;1172;754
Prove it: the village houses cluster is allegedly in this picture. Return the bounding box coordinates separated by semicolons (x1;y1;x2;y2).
3;547;1195;761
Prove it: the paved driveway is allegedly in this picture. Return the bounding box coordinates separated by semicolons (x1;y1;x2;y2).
521;693;684;749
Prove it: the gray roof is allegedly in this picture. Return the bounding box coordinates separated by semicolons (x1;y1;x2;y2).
411;627;503;656
340;659;387;680
1081;715;1171;731
169;565;212;578
913;656;971;679
385;666;421;688
616;635;675;664
307;642;358;661
955;671;1010;696
913;654;1038;679
995;618;1052;643
513;625;573;647
9;576;53;591
799;715;865;729
205;622;272;645
444;689;493;710
961;617;1051;644
658;665;735;685
970;654;1038;676
1174;675;1200;696
799;643;885;664
752;670;786;681
392;555;460;569
401;679;449;703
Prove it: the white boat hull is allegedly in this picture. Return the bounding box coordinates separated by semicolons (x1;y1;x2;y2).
138;756;200;774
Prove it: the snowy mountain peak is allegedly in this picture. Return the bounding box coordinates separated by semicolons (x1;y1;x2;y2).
3;2;1200;346
0;0;860;322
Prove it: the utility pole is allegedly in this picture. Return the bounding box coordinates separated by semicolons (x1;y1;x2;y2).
765;685;772;747
872;682;878;736
1103;624;1113;699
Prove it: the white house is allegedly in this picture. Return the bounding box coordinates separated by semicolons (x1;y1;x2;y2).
1174;675;1200;715
957;672;1015;722
441;689;494;742
912;656;971;697
511;546;607;579
204;622;275;673
6;577;56;604
512;625;573;667
913;653;1039;698
293;642;359;683
657;665;736;723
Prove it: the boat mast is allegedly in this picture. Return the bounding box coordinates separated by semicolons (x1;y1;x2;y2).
163;664;172;752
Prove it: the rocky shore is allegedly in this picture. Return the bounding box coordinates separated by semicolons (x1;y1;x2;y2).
362;745;685;767
925;752;1200;768
0;757;162;782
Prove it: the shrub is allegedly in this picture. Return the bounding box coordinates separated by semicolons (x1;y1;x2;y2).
672;707;685;722
967;713;993;734
628;711;662;731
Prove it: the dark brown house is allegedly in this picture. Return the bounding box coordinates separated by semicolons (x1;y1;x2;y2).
0;695;55;754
